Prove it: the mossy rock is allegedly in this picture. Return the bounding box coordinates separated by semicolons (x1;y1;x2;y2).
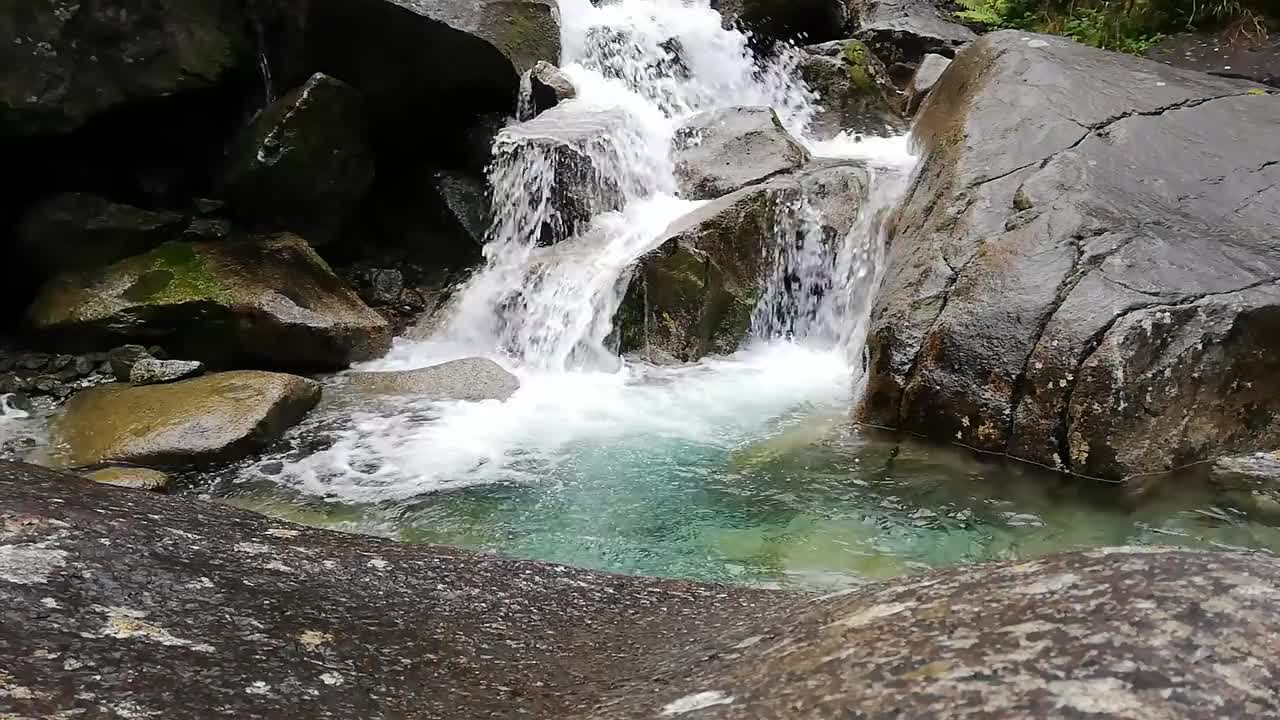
26;235;391;371
800;40;904;137
220;73;374;245
16;193;189;279
54;371;321;467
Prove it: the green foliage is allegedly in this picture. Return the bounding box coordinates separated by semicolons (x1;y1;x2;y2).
953;0;1274;54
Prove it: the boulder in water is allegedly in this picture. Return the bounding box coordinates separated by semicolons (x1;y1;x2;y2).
4;461;1279;718
860;31;1280;481
220;73;374;245
27;235;392;371
54;371;320;467
854;0;976;85
524;60;577;119
904;52;951;114
492;105;634;246
672;106;810;201
16;194;189;278
0;0;247;137
799;40;903;137
347;357;520;401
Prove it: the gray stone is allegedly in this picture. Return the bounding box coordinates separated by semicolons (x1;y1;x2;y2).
54;371;321;467
854;0;975;83
220;73;374;245
859;32;1280;481
905;52;951;114
108;345;153;382
3;462;1279;718
1146;32;1279;89
17;194;189;278
348;357;519;402
672;106;810;201
28;235;392;371
523;60;577;119
1212;451;1280;490
800;40;903;137
433;170;491;247
713;0;849;44
128;358;205;386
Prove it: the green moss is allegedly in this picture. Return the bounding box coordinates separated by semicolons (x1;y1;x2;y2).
840;41;875;91
123;242;229;304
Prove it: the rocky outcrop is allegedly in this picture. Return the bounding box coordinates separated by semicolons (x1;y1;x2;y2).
672;107;810;201
523;60;577;119
16;194;190;278
3;462;1279;719
904;52;950;114
1146;33;1279;89
27;235;392;371
54;372;320;467
799;40;902;137
348;357;520;401
0;0;248;137
220;73;374;245
859;32;1280;481
854;0;975;85
492;106;635;245
713;0;849;44
306;0;560;156
619;163;868;361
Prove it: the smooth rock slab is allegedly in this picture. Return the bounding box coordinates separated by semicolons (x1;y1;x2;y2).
348;357;520;401
2;463;1279;719
672;106;810;201
54;371;320;467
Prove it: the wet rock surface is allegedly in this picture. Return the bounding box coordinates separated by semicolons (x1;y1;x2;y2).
854;0;975;84
54;371;321;467
3;463;1279;719
524;60;578;118
219;73;374;245
28;235;392;371
1146;33;1280;88
713;0;849;44
0;349;116;402
904;52;951;114
347;357;520;401
800;40;902;137
672;106;810;200
83;465;172;492
859;31;1280;480
16;194;190;279
129;358;205;386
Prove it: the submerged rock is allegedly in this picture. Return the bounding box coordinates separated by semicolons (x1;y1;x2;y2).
672;106;810;200
16;194;190;278
27;235;392;371
54;371;320;467
854;0;975;84
348;358;520;401
83;466;171;492
0;0;247;137
800;40;903;137
860;31;1280;480
3;462;1279;718
220;73;374;244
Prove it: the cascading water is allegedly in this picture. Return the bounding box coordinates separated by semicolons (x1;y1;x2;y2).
263;0;917;509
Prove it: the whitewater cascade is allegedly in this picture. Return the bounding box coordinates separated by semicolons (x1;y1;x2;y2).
276;0;918;501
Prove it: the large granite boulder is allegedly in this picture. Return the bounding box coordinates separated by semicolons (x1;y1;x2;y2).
799;40;902;137
672;106;810;201
305;0;560;156
491;106;635;246
348;357;520;401
3;462;1279;718
859;32;1280;481
219;73;374;245
16;193;189;278
54;371;320;467
854;0;975;85
27;235;392;371
0;0;248;137
713;0;849;44
619;163;868;361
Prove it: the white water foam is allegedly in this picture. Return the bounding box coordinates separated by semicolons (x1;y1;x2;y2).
271;0;918;500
